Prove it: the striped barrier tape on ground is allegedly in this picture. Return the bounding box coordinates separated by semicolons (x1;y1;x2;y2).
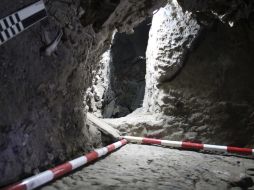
1;139;128;190
122;136;254;156
0;0;47;46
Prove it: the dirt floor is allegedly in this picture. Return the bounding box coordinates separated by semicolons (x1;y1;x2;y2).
40;144;254;190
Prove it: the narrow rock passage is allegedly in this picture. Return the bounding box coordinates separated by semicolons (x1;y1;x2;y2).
40;144;254;190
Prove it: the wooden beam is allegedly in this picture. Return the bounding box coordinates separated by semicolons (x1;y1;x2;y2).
87;112;120;139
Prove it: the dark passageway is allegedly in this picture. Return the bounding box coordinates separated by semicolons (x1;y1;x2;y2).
1;0;254;189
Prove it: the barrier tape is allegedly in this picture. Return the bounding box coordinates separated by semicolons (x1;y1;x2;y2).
2;136;253;190
1;139;128;190
122;136;254;156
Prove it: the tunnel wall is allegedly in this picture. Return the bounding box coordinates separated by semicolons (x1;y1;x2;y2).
0;0;95;186
0;0;165;186
143;1;254;145
106;20;150;118
86;19;151;118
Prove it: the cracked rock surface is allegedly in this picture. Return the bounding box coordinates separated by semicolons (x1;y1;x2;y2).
0;0;165;186
40;144;254;190
109;0;254;147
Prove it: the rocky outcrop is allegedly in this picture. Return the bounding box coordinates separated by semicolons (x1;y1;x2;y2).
106;0;254;147
150;20;254;146
143;1;202;113
0;0;165;186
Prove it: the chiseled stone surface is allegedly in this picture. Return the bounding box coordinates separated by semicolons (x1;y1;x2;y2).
0;0;165;186
143;0;201;113
134;0;254;147
40;144;254;190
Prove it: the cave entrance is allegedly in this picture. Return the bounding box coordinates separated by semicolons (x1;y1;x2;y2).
87;18;152;118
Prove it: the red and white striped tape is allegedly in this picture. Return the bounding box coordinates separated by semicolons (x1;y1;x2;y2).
122;136;254;156
1;139;127;190
2;136;253;190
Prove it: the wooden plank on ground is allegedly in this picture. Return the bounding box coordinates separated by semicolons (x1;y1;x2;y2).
87;112;120;139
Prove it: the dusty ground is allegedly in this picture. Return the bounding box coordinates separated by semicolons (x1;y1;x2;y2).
40;144;254;190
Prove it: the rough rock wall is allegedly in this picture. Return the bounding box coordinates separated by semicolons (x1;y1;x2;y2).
155;22;254;146
107;19;151;117
177;0;254;27
86;48;113;118
105;19;150;118
0;0;95;186
143;1;202;113
0;0;165;186
142;0;254;146
87;19;151;118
